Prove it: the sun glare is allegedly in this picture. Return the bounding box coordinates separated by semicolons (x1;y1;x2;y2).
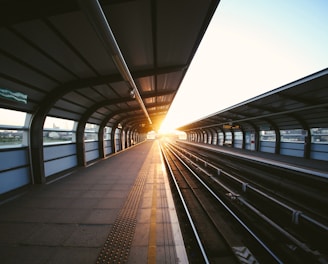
158;119;177;134
157;120;187;140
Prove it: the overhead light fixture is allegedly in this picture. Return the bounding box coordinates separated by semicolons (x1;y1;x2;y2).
129;89;135;99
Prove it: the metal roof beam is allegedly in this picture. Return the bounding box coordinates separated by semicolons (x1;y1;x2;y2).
78;0;152;125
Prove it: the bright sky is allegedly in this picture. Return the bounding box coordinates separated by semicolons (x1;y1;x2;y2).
159;0;328;133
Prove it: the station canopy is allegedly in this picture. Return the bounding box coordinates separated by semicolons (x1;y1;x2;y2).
0;0;219;133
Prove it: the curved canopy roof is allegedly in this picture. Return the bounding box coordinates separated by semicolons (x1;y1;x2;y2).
178;68;328;132
0;0;219;133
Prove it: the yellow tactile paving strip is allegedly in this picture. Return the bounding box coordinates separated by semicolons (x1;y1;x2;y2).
95;155;150;263
96;141;187;264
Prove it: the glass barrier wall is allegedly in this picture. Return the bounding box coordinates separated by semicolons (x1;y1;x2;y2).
43;116;76;145
0;108;30;148
260;130;276;141
280;129;306;143
84;123;99;142
311;128;328;143
104;126;112;140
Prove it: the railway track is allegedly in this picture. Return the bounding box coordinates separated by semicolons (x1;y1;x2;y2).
173;141;328;254
161;142;279;263
160;140;328;263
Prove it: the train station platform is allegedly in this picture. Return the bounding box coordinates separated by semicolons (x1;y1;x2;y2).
177;141;328;178
0;140;187;264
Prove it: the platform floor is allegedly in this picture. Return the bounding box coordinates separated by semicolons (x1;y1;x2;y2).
0;140;187;264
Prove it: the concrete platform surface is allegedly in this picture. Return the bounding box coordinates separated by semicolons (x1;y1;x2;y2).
0;140;187;264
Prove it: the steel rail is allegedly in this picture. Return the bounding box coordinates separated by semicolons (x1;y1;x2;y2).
171;142;328;233
160;144;210;264
165;142;283;263
169;141;328;262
